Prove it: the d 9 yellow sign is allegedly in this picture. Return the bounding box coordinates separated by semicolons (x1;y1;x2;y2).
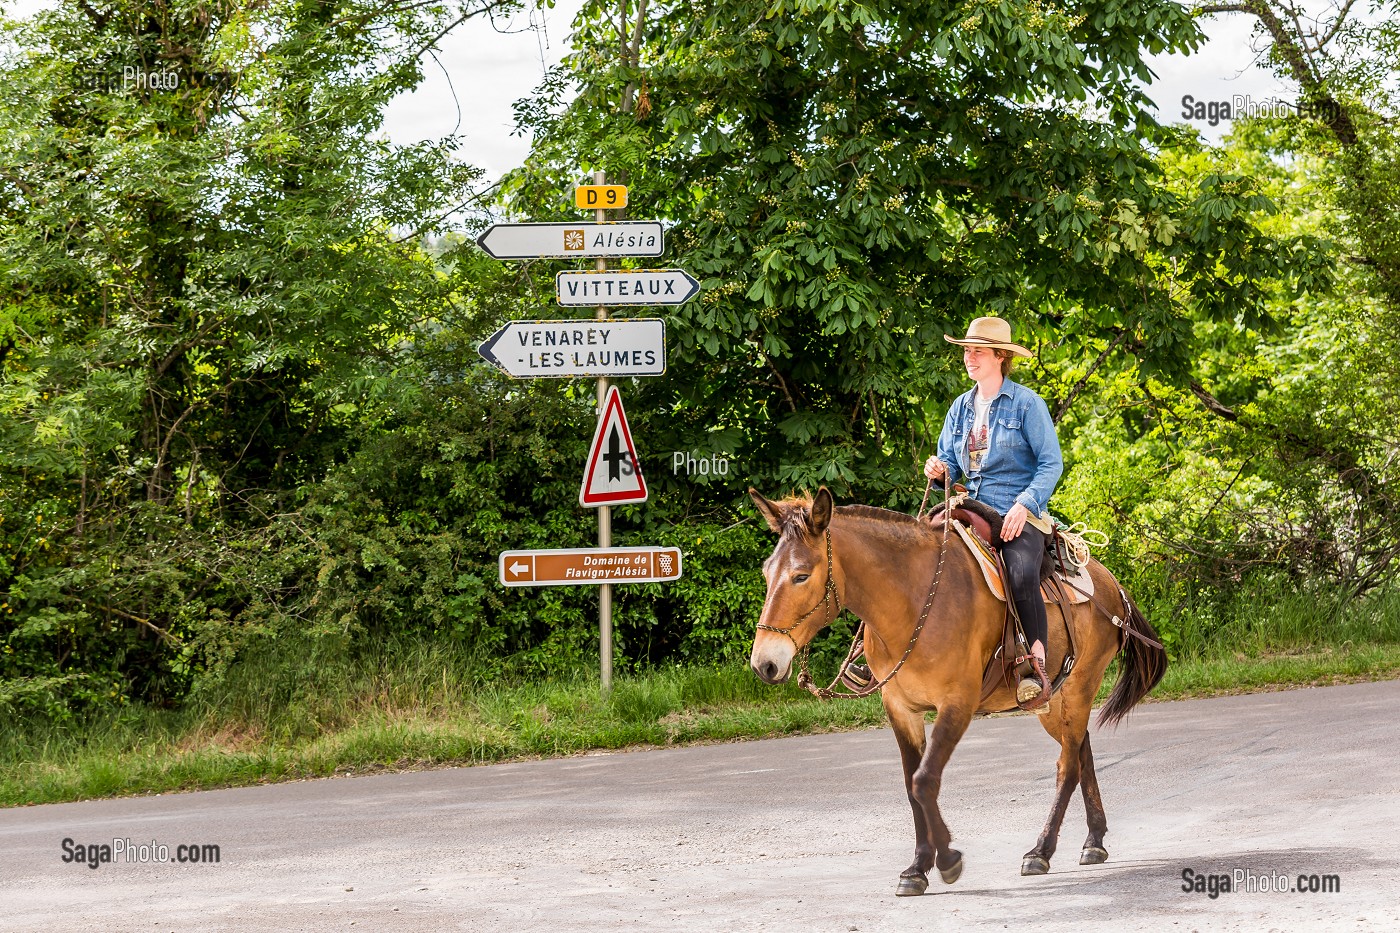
575;185;628;210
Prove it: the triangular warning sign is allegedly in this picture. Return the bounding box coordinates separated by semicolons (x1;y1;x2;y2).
580;386;647;507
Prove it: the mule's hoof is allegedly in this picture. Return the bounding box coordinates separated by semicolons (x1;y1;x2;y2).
896;873;929;897
1021;855;1051;876
1079;846;1109;865
939;852;964;885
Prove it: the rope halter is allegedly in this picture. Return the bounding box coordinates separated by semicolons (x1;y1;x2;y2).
754;528;840;648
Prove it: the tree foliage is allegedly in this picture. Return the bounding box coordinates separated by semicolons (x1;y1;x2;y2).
0;0;508;711
509;0;1332;501
0;0;1390;719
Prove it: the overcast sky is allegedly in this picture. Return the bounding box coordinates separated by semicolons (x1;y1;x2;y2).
6;0;1299;183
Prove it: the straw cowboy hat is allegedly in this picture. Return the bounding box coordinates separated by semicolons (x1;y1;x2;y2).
943;316;1033;358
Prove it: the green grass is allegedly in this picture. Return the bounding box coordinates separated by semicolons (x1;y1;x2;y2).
2;586;1398;808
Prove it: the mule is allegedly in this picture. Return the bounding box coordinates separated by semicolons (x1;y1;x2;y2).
747;486;1166;895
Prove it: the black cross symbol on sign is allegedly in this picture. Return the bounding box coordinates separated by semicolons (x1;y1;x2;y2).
603;425;634;480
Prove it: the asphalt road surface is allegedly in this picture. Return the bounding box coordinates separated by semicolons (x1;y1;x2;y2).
3;680;1397;932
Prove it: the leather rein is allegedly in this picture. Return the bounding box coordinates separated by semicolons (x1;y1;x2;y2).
756;476;954;700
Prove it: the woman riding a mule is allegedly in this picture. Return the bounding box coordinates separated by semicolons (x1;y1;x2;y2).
747;314;1167;895
925;315;1061;712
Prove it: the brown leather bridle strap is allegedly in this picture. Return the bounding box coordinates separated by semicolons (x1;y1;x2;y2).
755;528;840;646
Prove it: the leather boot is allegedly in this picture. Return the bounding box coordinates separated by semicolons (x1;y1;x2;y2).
1016;654;1051;714
840;662;873;691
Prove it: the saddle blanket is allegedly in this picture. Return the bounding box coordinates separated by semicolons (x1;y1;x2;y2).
952;520;1093;604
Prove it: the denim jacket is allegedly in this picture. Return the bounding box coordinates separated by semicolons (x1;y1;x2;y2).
935;378;1062;517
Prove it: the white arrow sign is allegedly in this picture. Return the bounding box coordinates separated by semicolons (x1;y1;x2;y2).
555;269;701;307
477;319;666;379
476;222;664;259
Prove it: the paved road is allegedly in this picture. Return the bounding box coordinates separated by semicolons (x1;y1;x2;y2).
2;680;1396;932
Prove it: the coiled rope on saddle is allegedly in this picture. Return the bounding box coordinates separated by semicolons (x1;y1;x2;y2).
1053;521;1109;571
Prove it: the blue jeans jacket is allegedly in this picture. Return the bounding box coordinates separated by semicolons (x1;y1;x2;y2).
935;377;1062;517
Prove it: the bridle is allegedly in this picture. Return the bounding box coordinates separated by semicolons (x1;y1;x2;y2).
754;476;955;700
754;526;841;646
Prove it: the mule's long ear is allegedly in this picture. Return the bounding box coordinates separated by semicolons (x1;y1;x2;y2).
749;487;784;534
809;486;834;535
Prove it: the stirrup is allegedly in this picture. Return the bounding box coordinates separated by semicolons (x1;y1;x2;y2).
1015;655;1051;713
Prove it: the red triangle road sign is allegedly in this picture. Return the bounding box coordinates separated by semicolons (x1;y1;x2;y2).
580;386;647;507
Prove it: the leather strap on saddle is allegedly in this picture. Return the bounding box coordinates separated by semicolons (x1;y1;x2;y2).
1014;653;1052;712
972;547;1079;713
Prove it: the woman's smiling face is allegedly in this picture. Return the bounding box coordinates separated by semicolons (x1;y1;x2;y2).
963;345;1000;381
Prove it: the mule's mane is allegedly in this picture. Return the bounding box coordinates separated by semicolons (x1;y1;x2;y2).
836;503;939;545
774;495;937;545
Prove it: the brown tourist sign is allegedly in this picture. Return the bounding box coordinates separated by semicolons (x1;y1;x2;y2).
498;547;683;587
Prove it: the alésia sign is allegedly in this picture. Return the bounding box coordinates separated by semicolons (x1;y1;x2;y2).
476;222;664;259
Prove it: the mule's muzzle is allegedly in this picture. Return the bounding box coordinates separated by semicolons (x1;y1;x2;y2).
753;658;788;684
750;639;795;685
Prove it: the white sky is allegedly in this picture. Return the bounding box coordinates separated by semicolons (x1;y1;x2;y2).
379;0;588;183
6;0;1299;183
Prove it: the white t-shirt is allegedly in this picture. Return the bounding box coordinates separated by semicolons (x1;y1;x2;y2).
968;393;994;473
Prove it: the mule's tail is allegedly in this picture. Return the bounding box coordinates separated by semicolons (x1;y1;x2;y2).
1096;589;1167;729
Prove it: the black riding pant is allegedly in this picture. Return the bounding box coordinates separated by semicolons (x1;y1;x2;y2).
999;528;1048;651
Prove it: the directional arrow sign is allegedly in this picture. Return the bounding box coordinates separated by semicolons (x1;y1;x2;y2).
581;386;646;506
476;222;664;259
555;269;700;307
499;547;683;587
477;319;665;379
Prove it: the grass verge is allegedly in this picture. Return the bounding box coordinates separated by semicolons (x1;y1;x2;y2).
3;588;1399;807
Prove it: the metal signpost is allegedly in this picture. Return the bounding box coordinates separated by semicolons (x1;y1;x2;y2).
589;171;615;693
478;172;693;696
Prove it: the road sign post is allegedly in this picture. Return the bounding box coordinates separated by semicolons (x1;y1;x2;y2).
592;170;613;695
476;175;694;698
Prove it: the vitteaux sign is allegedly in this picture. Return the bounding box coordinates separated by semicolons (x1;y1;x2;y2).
555;269;700;307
